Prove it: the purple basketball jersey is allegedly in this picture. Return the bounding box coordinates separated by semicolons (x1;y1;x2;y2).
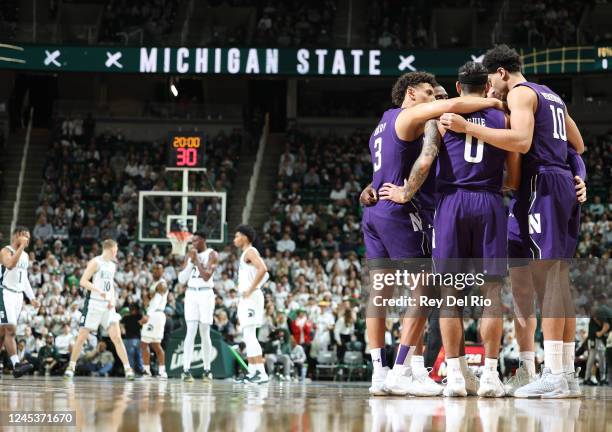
436;107;507;194
368;108;430;215
363;108;434;259
515;82;570;175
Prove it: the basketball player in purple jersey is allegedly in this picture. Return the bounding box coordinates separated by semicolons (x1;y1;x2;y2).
362;71;504;396
433;61;519;397
505;146;587;397
440;45;585;398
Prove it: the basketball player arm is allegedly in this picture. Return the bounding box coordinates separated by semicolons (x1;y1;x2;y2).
200;251;218;282
0;239;27;270
565;111;585;154
379;120;441;203
503;152;521;191
567;147;587;203
177;257;192;284
243;248;268;298
440;87;535;154
397;97;504;140
22;277;38;306
80;259;104;297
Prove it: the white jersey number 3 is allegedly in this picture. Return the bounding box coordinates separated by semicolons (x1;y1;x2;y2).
464;134;484;163
373;137;382;172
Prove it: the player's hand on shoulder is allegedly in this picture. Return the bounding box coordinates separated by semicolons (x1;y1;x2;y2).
440;113;468;133
359;184;378;206
574;176;587;203
379;179;410;204
139;316;149;325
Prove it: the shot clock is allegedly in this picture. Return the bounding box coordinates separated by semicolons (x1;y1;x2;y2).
167;132;205;168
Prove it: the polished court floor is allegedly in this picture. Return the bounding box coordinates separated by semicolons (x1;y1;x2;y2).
0;377;610;431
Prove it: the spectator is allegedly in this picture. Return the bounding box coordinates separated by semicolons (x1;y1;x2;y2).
121;304;144;374
276;233;296;253
33;215;54;242
79;341;115;377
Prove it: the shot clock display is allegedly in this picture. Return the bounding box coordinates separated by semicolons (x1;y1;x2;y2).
167;132;205;168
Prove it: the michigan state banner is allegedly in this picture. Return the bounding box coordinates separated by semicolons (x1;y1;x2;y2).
165;326;236;378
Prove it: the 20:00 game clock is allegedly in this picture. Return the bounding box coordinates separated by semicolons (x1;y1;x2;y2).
167;132;205;168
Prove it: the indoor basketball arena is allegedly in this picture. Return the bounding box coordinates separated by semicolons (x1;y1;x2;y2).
0;1;610;431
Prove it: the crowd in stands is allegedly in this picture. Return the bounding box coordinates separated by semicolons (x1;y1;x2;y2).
253;0;336;47
367;0;485;49
0;117;610;382
513;0;589;47
32;116;241;250
98;0;178;44
0;0;18;41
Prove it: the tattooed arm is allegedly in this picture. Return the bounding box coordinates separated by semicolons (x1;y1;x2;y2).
379;120;441;204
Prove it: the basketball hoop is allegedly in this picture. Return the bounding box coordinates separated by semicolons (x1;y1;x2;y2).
167;231;193;256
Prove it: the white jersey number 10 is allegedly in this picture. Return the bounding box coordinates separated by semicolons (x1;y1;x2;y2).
550;105;567;141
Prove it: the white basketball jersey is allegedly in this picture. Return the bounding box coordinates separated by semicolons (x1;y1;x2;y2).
0;246;29;292
238;246;269;294
148;279;168;313
91;255;116;302
187;248;215;289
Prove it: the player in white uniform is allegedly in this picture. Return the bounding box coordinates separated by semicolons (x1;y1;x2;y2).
233;225;270;384
140;263;168;378
177;231;218;382
0;226;39;377
64;239;135;380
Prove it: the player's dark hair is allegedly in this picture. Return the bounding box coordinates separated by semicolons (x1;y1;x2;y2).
235;225;256;244
391;71;438;107
12;225;29;235
193;230;207;239
457;61;489;94
483;44;522;73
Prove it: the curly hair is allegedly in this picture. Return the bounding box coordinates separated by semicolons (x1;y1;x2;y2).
482;44;522;73
391;71;437;107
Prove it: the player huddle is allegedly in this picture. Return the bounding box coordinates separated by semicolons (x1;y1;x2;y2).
361;45;587;399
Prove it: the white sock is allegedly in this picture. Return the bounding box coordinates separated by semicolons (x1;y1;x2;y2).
543;340;564;374
69;361;76;370
10;355;19;366
392;364;411;375
411;355;425;372
458;355;470;375
484;358;498;374
159;365;166;374
519;351;536;377
563;342;575;374
247;363;255;375
370;347;386;372
256;363;267;375
446;357;462;376
143;365;151;374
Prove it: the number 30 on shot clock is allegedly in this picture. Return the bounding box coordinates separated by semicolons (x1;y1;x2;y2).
167;132;205;168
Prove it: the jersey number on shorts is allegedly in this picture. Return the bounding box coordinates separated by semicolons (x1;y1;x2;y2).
549;106;567;141
464;134;484;163
373;137;382;172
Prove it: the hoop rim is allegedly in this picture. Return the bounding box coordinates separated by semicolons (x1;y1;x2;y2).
167;231;194;241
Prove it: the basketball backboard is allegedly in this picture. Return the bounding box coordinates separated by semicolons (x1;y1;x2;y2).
138;191;227;244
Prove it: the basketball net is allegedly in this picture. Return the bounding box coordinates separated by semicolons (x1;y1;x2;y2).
167;231;193;256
